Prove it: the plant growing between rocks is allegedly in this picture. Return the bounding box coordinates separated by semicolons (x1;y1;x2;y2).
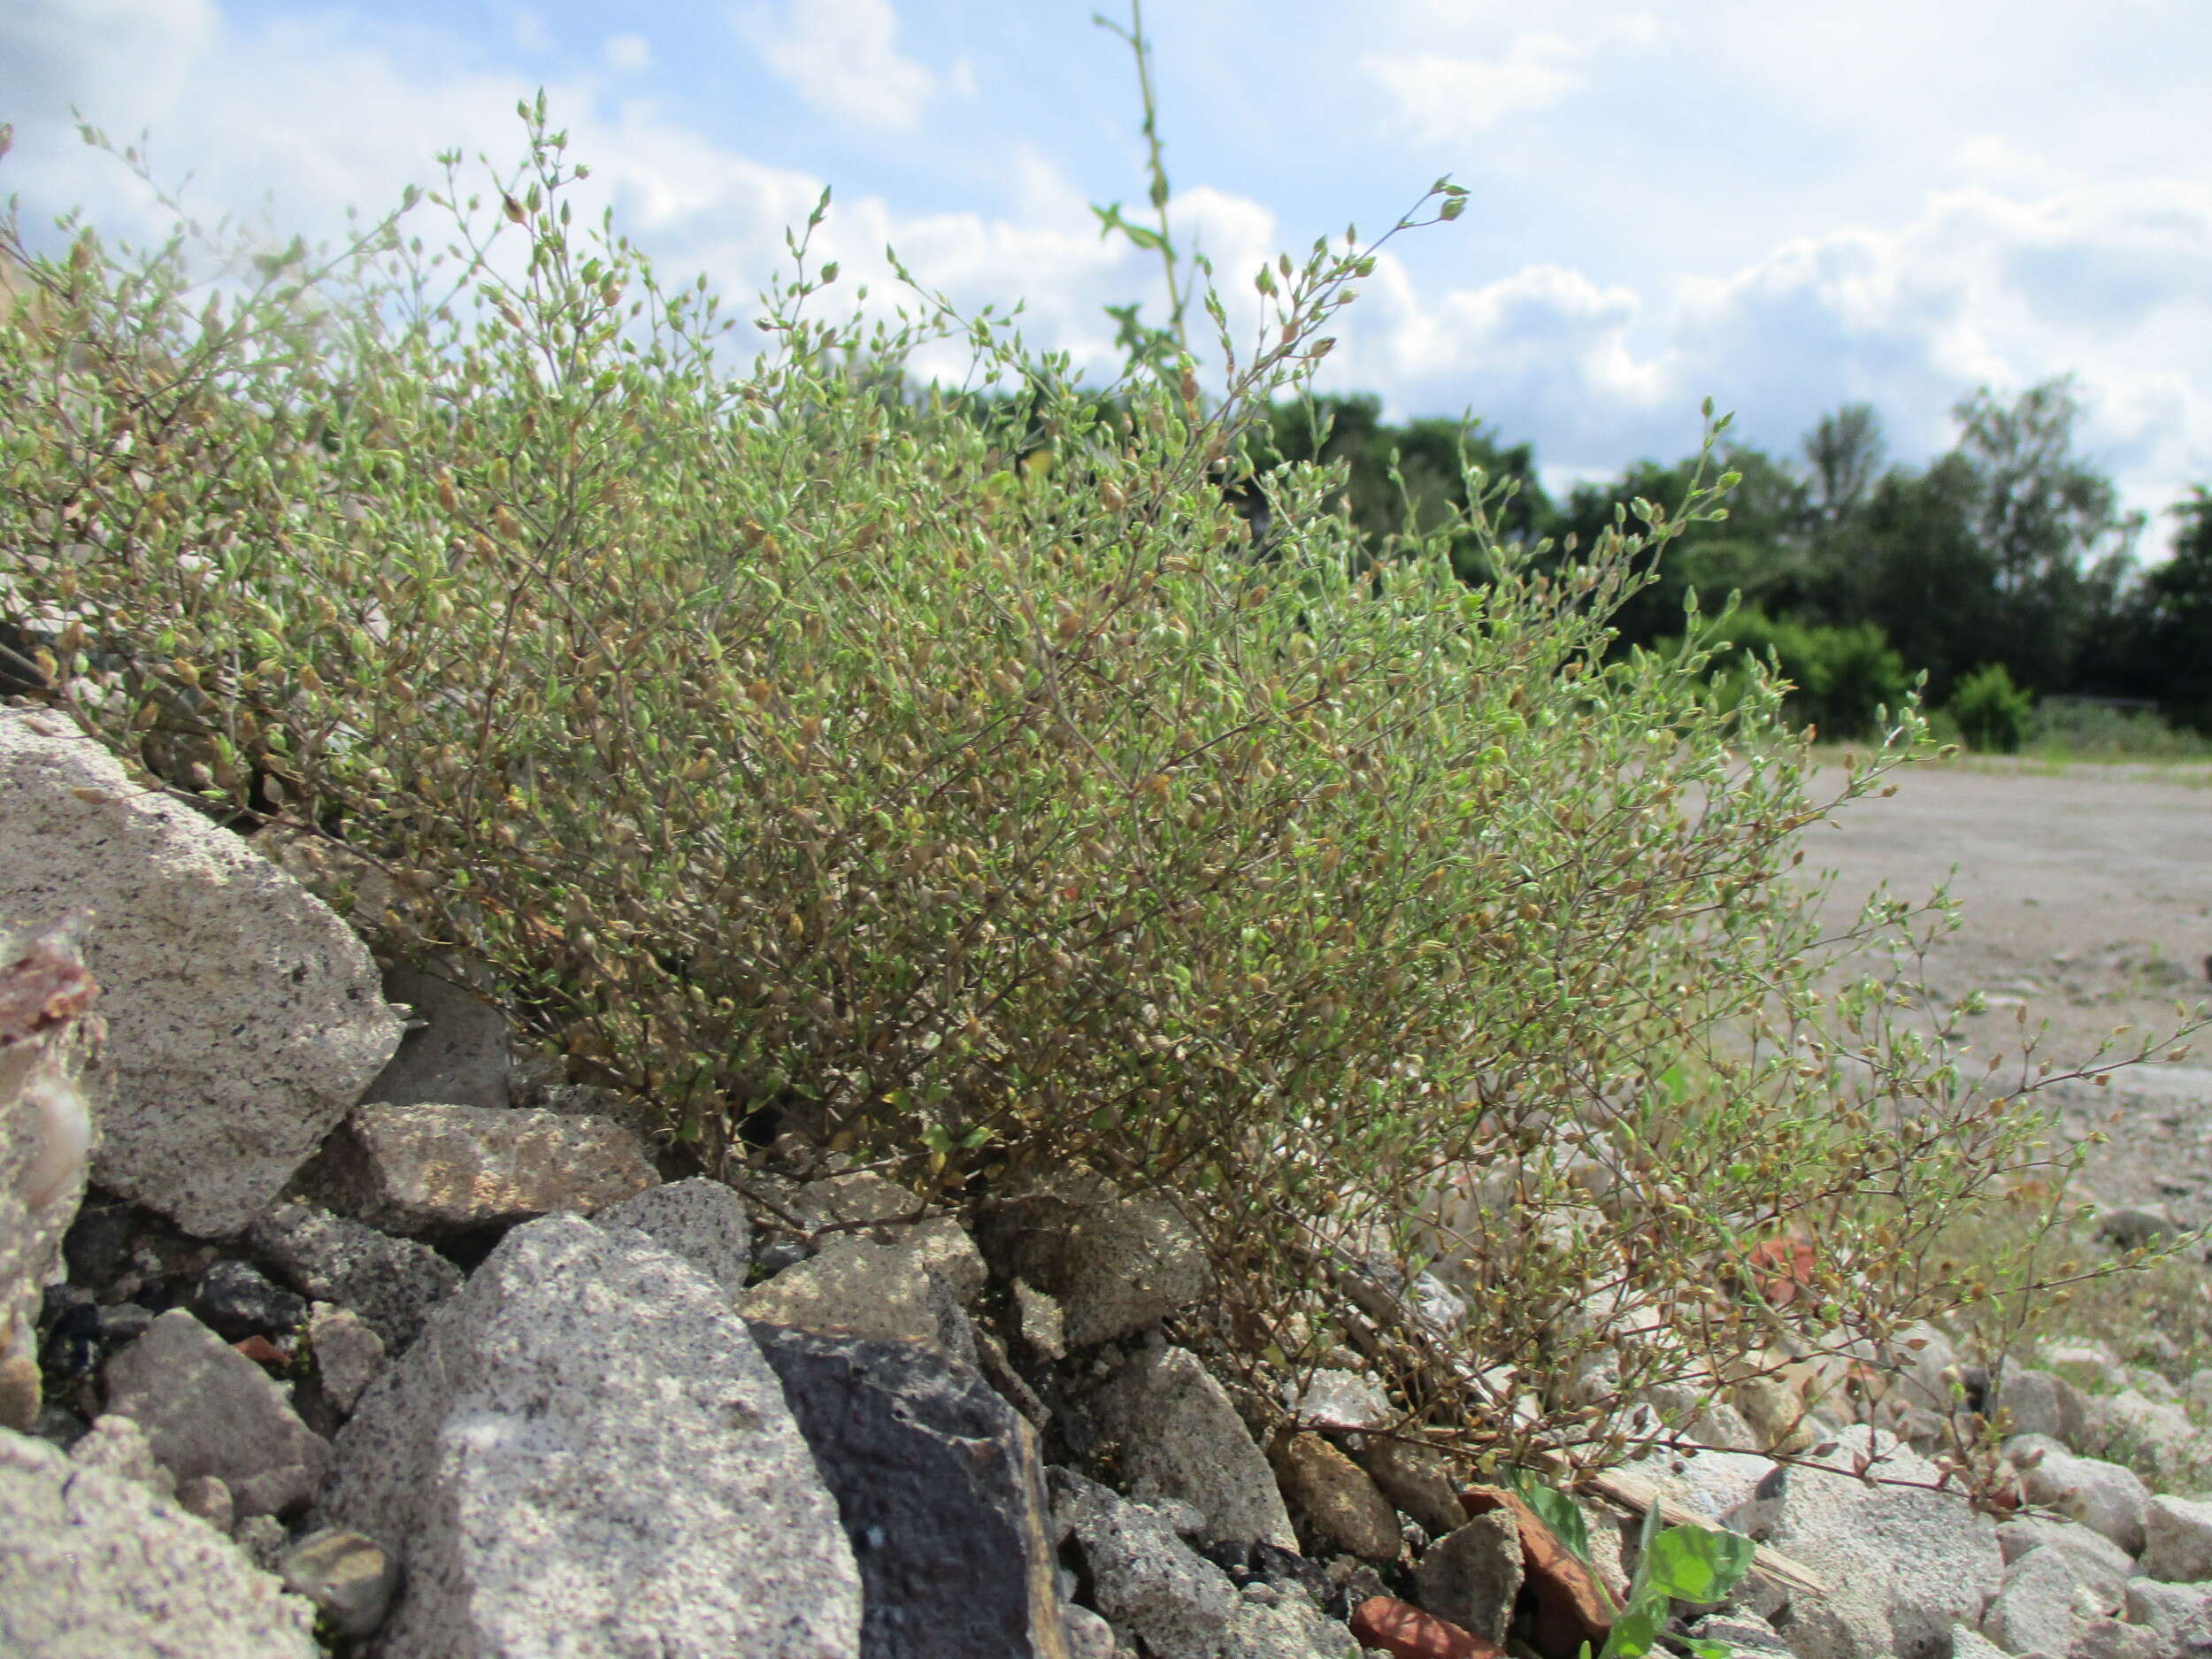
1;26;2203;1521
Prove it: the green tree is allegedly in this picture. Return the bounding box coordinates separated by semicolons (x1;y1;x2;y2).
1950;378;2139;693
2117;487;2212;733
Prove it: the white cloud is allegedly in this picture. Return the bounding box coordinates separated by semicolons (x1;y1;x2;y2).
604;33;651;72
1364;14;1660;143
509;8;550;53
738;0;937;132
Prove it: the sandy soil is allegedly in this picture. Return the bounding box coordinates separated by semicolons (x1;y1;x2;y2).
1794;757;2212;1219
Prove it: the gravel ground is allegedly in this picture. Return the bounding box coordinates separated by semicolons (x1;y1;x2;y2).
1795;756;2212;1220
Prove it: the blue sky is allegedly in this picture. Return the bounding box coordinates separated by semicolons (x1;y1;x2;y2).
5;0;2210;540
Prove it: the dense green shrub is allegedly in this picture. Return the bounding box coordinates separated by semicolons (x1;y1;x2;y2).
1948;663;2035;753
3;97;2196;1484
1690;606;1910;741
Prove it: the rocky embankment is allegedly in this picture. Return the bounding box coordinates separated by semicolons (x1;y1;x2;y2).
5;704;2212;1659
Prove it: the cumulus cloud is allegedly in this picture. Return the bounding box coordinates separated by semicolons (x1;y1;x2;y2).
603;33;651;73
1363;13;1659;143
737;0;937;132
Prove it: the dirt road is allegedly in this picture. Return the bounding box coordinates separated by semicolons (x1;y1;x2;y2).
1796;757;2212;1217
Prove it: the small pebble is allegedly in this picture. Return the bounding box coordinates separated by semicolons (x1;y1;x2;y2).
280;1528;399;1640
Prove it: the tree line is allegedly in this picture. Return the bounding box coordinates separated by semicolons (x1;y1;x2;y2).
1231;380;2208;746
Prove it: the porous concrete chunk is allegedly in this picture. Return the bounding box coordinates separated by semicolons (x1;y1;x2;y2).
1995;1516;2132;1613
1051;1466;1236;1659
979;1170;1210;1347
595;1176;752;1300
364;960;511;1110
1979;1545;2083;1657
1064;1604;1117;1658
0;711;403;1238
2010;1434;2152;1555
319;1213;858;1659
67;1411;174;1502
2147;1494;2212;1584
1413;1510;1522;1648
748;1320;1068;1658
1087;1344;1298;1551
300;1101;656;1235
305;1302;385;1416
102;1309;329;1518
249;1199;461;1352
0;921;101;1432
741;1233;965;1355
280;1528;399;1641
907;1214;989;1306
1270;1432;1402;1562
0;1425;319;1655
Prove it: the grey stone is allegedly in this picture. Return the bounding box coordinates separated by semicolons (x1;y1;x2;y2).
2146;1494;2212;1583
1223;1592;1356;1657
1947;1625;2011;1659
2010;1434;2153;1555
1087;1344;1298;1551
2042;1340;2129;1394
66;1411;174;1502
300;1101;657;1235
1412;1510;1521;1647
594;1176;752;1300
1064;1604;1118;1658
279;1527;399;1640
2085;1389;2212;1487
319;1212;858;1658
2124;1578;2212;1641
233;1513;288;1574
0;710;403;1238
1355;1435;1466;1539
305;1302;385;1416
741;1233;969;1356
2071;1618;2169;1659
1016;1279;1068;1361
2097;1205;2178;1249
1995;1516;2133;1612
175;1472;234;1533
0;1426;319;1655
102;1309;329;1518
1051;1466;1237;1659
1980;1545;2084;1657
979;1170;1210;1348
1288;1368;1394;1432
1992;1363;2091;1448
0;920;99;1435
1271;1432;1402;1561
1686;1610;1793;1653
365;960;512;1110
748;1319;1071;1658
249;1199;461;1353
1756;1425;2004;1659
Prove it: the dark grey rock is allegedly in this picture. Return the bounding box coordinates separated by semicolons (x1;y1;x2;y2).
365;961;512;1111
101;1309;329;1518
1051;1466;1235;1659
96;1302;155;1348
749;1319;1071;1658
190;1259;309;1341
248;1199;461;1352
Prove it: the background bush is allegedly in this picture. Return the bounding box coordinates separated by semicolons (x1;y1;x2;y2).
3;101;2193;1479
1947;664;2035;754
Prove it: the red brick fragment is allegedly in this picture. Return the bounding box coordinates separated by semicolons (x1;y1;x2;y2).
231;1334;286;1367
1348;1594;1506;1659
1459;1485;1613;1659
